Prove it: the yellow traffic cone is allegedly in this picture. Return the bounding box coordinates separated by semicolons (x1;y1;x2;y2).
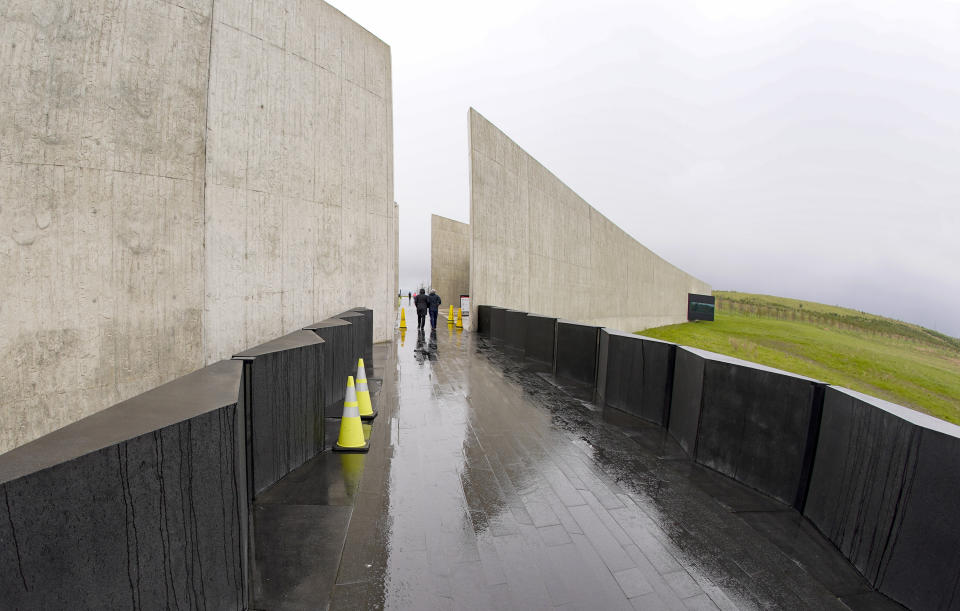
456;308;463;329
356;358;377;421
334;376;369;452
448;304;454;325
399;308;407;329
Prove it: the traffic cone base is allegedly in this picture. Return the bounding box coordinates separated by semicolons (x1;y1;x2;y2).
334;376;370;452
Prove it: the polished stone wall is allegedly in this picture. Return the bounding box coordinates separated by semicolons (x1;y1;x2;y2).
0;361;248;609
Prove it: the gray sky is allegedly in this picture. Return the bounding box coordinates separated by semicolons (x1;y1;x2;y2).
334;0;960;337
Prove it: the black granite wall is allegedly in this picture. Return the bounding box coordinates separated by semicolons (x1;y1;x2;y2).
804;387;960;610
504;310;528;351
235;331;325;495
667;347;704;455
0;361;248;610
477;305;492;336
803;388;918;582
553;321;600;385
489;307;508;342
879;425;960;610
694;356;823;507
525;314;557;365
347;307;374;370
597;330;676;425
304;318;354;418
336;311;366;368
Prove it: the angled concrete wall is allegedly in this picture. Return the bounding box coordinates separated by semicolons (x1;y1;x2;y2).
0;1;396;454
204;0;396;360
468;109;710;332
430;214;470;309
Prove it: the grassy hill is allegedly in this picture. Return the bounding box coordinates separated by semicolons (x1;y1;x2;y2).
639;291;960;424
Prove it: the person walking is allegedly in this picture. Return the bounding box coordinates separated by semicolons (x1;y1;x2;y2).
414;288;429;330
427;290;442;329
407;291;411;303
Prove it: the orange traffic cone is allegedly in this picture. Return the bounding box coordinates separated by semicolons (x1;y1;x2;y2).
356;358;377;421
333;376;369;452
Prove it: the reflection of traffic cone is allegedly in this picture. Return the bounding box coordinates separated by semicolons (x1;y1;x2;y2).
448;305;454;325
400;327;406;346
399;308;407;329
340;452;365;498
356;358;377;421
456;308;463;328
363;422;372;442
334;376;369;452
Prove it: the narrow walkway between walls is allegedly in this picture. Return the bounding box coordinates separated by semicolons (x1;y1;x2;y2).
321;304;903;610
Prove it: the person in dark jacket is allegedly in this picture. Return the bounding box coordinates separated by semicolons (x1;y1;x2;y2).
427;290;442;329
414;288;429;330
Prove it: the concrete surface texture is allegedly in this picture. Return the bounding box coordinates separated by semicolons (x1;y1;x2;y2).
469;108;711;332
0;0;396;453
430;214;470;307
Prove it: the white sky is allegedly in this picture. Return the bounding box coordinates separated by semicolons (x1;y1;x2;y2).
332;0;960;337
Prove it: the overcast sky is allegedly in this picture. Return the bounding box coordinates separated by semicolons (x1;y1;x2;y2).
334;0;960;337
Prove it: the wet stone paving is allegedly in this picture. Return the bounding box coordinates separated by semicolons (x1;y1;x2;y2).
325;305;903;610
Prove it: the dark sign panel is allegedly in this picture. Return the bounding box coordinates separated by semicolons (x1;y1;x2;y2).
688;293;715;321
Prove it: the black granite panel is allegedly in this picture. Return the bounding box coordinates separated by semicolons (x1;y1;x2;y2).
0;362;248;609
477;305;492;336
235;330;325;494
305;318;354;418
553;321;600;386
347;307;374;370
667;348;705;455
601;330;676;426
595;329;611;405
695;357;821;507
336;311;366;367
489;307;508;342
504;310;527;351
803;387;919;583
525;314;557;365
879;426;960;610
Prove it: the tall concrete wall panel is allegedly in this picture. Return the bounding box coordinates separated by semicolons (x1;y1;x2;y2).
204;0;396;362
0;0;212;453
430;214;470;308
468;108;710;332
0;1;396;453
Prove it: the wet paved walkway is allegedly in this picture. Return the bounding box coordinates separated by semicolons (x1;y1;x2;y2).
326;305;902;610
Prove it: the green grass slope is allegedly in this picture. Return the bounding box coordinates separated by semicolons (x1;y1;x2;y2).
639;291;960;424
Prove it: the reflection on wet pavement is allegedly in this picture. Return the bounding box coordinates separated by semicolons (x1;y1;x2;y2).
330;306;900;610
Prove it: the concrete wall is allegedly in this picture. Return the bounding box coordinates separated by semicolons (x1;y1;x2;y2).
0;1;396;454
468;108;710;332
204;0;396;360
430;214;469;308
